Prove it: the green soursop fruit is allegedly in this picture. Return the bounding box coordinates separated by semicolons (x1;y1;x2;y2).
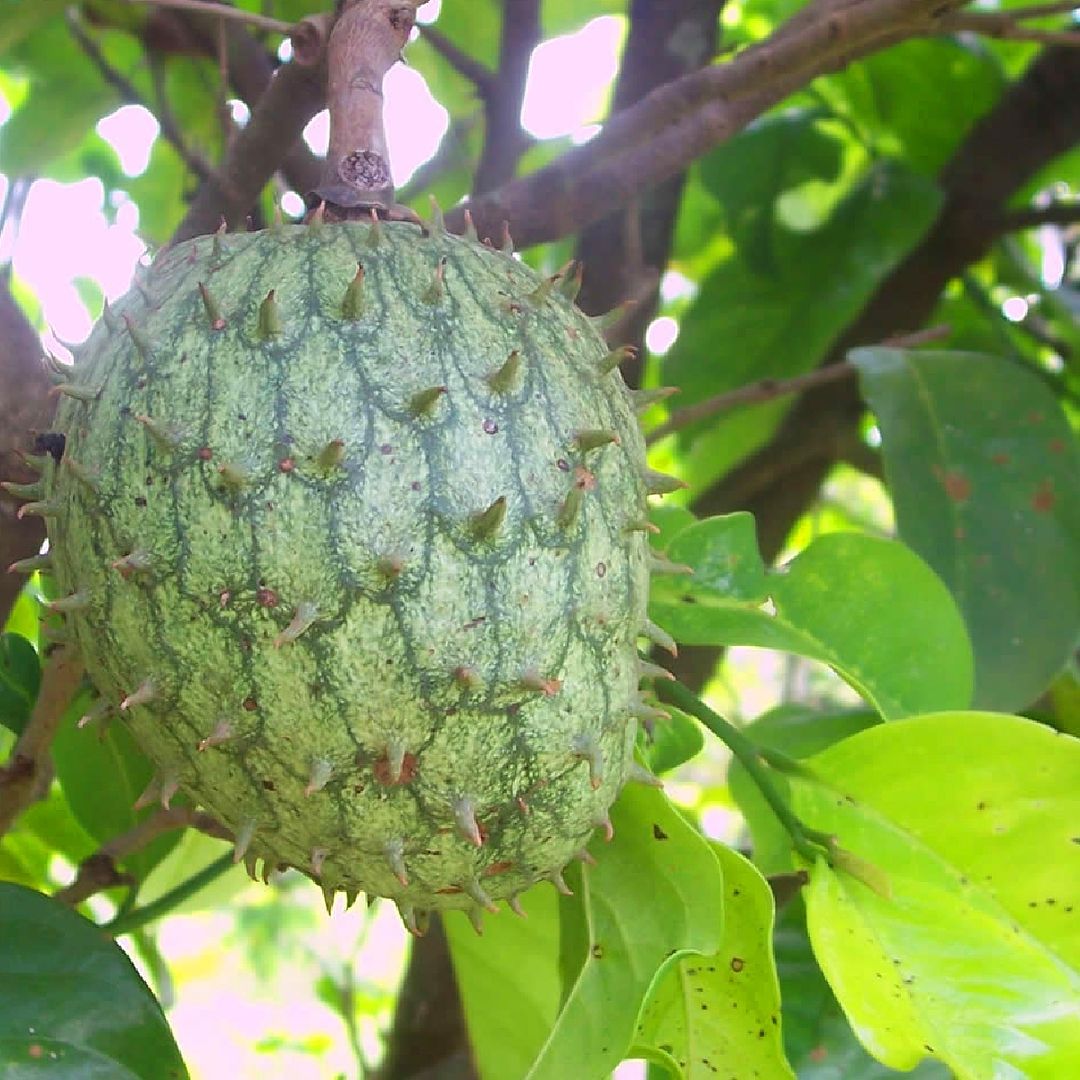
22;218;680;930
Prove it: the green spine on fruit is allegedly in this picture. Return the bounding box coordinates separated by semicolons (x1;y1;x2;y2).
39;218;673;928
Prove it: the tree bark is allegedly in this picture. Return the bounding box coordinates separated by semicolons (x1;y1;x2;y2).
0;280;54;619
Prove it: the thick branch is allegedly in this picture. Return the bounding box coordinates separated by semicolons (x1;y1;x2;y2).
0;281;53;623
472;0;542;195
0;649;84;837
449;0;969;243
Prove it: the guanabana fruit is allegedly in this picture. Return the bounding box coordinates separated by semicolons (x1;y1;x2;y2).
16;217;680;930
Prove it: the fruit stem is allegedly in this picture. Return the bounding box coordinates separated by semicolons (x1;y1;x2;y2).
104;852;235;937
312;0;421;218
657;679;835;865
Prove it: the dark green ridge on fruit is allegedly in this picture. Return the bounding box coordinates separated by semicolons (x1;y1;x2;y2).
24;217;682;931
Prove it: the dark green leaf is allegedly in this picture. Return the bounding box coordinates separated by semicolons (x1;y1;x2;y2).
0;633;40;736
0;0;69;55
853;347;1080;710
650;515;974;719
0;883;188;1079
642;705;705;775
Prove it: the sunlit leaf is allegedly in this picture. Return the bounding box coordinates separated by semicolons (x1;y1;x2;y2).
650;514;974;718
793;713;1080;1077
448;784;725;1080
634;844;794;1078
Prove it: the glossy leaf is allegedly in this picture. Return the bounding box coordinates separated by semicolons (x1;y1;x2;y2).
0;633;39;736
854;347;1080;710
50;693;181;884
661;160;940;492
634;844;793;1078
775;902;950;1079
792;713;1080;1077
642;705;705;776
650;514;974;719
448;784;725;1080
0;883;188;1078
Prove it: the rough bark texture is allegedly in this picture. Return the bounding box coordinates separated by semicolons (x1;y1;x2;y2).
0;280;53;617
671;44;1080;690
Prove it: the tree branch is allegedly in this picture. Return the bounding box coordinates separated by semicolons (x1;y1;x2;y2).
449;0;970;243
0;649;84;838
999;201;1080;231
54;805;231;907
419;25;496;96
472;0;542;195
124;0;293;36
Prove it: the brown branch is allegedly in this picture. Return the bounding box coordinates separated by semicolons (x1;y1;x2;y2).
575;0;725;389
646;326;951;445
450;0;969;244
0;281;53;625
942;12;1080;46
472;0;542;195
124;0;293;36
999;201;1080;231
67;10;218;185
53;805;230;907
0;649;84;838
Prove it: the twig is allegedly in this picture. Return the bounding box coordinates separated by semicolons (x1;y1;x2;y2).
105;852;235;936
999;201;1080;231
0;649;84;838
66;11;218;185
657;680;833;864
123;0;293;36
645;325;950;445
941;13;1080;46
419;25;496;97
53;805;231;907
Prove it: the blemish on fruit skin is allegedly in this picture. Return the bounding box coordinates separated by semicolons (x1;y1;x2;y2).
991;452;1010;465
1049;438;1065;454
242;696;258;712
482;418;498;434
941;470;971;503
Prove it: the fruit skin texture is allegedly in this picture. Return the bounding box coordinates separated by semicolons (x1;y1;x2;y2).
42;219;656;922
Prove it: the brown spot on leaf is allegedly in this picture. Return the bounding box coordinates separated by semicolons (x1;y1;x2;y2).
730;956;745;972
653;823;669;840
1032;481;1055;513
942;470;971;503
591;944;604;959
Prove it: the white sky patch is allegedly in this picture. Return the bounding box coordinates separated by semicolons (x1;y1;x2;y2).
417;0;442;25
96;105;160;177
229;98;250;127
304;65;448;187
521;16;624;141
1002;296;1028;322
12;179;146;343
645;315;679;355
660;269;697;303
280;190;306;219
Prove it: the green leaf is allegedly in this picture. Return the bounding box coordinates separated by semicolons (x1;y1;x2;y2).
853;348;1080;710
775;902;950;1078
448;784;725;1080
0;633;40;736
0;0;69;55
650;515;974;719
662;160;940;492
642;705;705;775
634;844;794;1078
699;109;844;276
791;713;1080;1077
0;883;188;1078
50;693;181;884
